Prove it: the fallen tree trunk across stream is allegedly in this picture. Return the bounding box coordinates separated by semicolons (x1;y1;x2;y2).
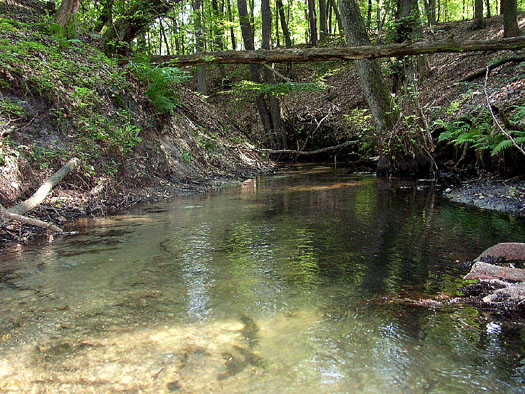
151;37;525;66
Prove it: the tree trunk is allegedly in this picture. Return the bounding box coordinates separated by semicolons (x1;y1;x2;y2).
172;17;181;53
262;0;283;148
338;0;396;136
237;0;274;140
276;0;292;47
473;0;484;28
367;0;373;28
226;0;237;49
94;0;114;33
101;0;182;56
153;37;525;65
423;0;436;25
194;0;208;95
308;0;318;45
211;0;226;78
55;0;80;34
275;1;281;47
328;0;344;36
159;18;171;55
320;0;328;40
485;0;491;17
502;0;521;37
8;158;80;216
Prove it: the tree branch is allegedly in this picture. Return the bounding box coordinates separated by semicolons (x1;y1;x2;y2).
256;140;358;155
484;67;525;157
459;56;525;82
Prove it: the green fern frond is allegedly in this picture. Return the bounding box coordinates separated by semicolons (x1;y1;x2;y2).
491;139;514;156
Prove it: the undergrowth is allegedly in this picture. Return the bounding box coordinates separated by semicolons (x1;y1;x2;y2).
0;16;184;179
436;97;525;158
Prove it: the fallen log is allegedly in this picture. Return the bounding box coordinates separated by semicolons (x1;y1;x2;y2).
464;262;525;282
0;206;62;232
8;158;80;216
151;37;525;66
459;56;525;82
1;157;80;233
257;140;358;156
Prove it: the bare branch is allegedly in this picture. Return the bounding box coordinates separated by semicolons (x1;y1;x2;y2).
484;67;525;157
257;140;358;155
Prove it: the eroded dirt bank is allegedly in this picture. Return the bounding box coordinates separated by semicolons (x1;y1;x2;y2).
0;1;273;246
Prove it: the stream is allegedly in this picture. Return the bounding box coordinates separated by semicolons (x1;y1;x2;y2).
1;165;524;393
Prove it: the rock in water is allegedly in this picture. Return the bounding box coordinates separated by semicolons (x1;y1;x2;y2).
475;242;525;264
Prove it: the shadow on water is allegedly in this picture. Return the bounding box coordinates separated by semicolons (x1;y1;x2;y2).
0;166;524;392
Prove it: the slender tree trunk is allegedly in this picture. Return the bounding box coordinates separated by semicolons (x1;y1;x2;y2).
376;0;382;32
237;0;274;139
276;0;292;47
262;0;284;148
320;0;328;40
367;0;373;28
226;0;237;49
94;0;114;32
160;19;171;55
275;2;281;47
211;0;227;78
473;0;484;28
503;0;521;37
329;0;344;36
194;0;208;95
328;3;333;34
338;0;397;136
172;17;181;53
424;0;436;25
308;0;318;45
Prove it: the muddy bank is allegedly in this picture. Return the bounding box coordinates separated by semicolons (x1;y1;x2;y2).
444;177;525;216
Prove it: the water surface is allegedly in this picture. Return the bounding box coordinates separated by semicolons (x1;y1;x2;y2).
1;166;524;392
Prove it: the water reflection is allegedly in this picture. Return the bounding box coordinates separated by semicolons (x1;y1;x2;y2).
0;166;524;392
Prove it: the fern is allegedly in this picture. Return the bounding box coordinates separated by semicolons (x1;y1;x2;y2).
491;139;514;156
437;131;452;142
127;57;189;114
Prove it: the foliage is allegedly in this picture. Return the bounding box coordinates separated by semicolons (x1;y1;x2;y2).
436;103;525;157
225;80;326;100
0;97;26;117
344;108;377;155
127;56;189;114
0;16;145;177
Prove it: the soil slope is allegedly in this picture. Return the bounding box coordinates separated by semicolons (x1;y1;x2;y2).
0;0;271;245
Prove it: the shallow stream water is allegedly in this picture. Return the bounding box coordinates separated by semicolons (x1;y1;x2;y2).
1;166;524;392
